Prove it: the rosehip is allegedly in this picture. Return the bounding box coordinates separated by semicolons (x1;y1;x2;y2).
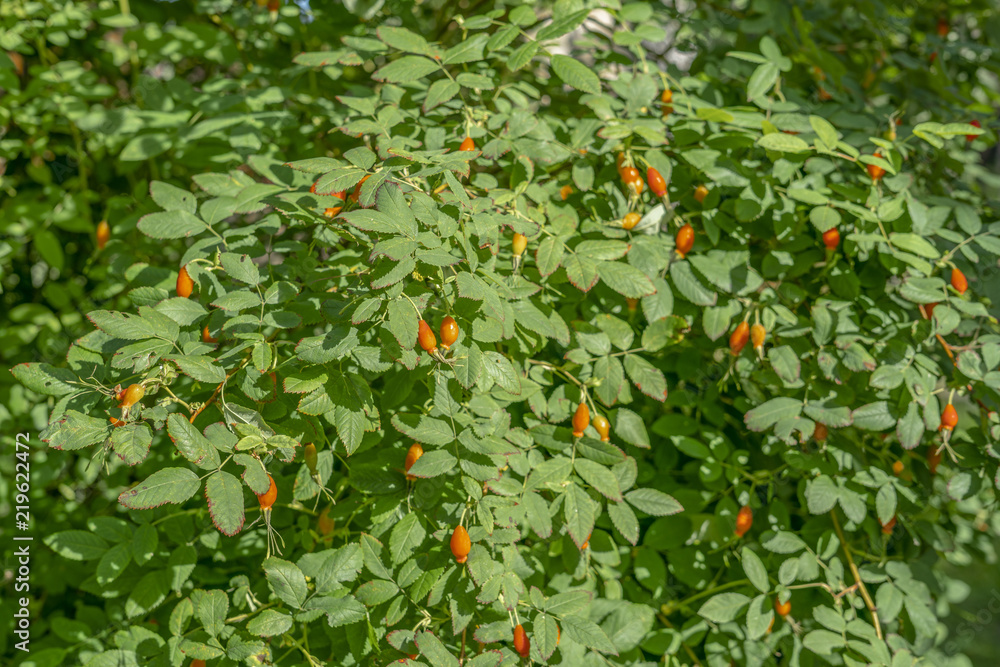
96;220;110;250
928;446;942;475
318;506;334;536
923;302;938;320
892;460;904;476
513;624;530;658
202;325;218;344
176;265;194;298
591;414;610;442
560;184;573;200
867;153;885;181
729;321;749;356
120;384;145;408
822;227;840;249
572;401;590;438
404;443;424;480
459;136;475;152
512;232;527;257
734;505;753;537
450;524;471;563
967;119;982;142
349;174;370;203
304;443;318;476
439;316;459;350
621;166;643;196
694;184;709;203
661;89;673;104
881;516;896;534
675;223;694;257
940;403;958;431
258;474;277;511
775;597;792;617
750;323;766;350
951;268;967;294
622;212;641;231
417;320;437;356
814;422;828;441
647;167;667;197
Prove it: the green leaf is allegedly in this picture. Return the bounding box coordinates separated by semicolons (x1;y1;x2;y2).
574;459;622;501
137;210;206;239
167;414;222;470
43;410;109;451
742;547;769;593
11;363;78;396
150;181;197;215
263;557;309;609
45;531;109;561
564;483;596;548
205;471;245;537
698;592;750;623
597;261;656;298
744;397;802;431
389;512;426;565
118;468;201;509
624;488;683;516
551;54;602;94
374;55;439;83
757;133;811;153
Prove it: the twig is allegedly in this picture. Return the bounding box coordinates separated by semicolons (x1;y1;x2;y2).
830;510;883;641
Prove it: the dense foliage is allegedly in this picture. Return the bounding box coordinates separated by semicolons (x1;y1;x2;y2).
3;1;1000;666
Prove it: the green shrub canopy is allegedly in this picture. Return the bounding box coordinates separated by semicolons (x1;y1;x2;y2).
3;1;1000;666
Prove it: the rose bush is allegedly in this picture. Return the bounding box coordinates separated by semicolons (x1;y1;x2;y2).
4;1;1000;666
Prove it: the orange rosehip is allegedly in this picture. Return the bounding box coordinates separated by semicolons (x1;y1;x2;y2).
258;474;277;511
940;403;958;431
439;316;459;350
450;525;471;563
405;443;423;480
202;325;218;344
735;505;753;537
675;223;694;257
96;220;110;250
822;227;840;249
176;265;194;298
892;460;904;476
694;184;709;203
881;516;896;534
775;597;791;617
729;321;749;356
513;624;530;658
621;166;643;196
647;167;667;198
867;153;885;181
560;184;573;200
459;136;475;152
622;212;641;231
572;401;590;438
951;268;967;294
417;320;437;356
